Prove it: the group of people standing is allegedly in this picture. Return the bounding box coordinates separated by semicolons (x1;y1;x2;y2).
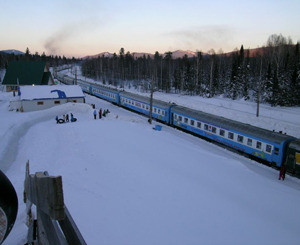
93;108;110;119
56;113;77;124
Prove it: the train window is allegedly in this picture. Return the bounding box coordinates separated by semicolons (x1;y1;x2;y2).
212;127;216;133
174;114;177;119
228;132;234;140
191;120;195;126
179;116;182;121
184;118;188;123
274;147;279;155
204;124;209;130
54;101;60;104
146;106;149;110
197;122;201;128
247;138;252;146
154;108;157;113
37;101;44;105
162;111;165;116
158;109;161;114
256;141;262;149
266;144;272;153
219;129;225;136
237;135;244;143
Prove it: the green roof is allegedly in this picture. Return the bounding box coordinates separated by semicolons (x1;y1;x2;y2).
3;61;49;85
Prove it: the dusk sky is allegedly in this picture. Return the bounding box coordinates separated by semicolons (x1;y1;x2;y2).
1;0;299;57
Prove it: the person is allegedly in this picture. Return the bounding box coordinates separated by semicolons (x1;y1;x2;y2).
63;114;66;121
93;109;97;119
55;116;59;124
99;108;102;119
66;114;69;122
279;164;286;180
70;113;77;122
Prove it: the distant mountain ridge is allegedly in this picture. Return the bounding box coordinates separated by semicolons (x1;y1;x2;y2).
0;49;25;55
83;50;201;60
83;47;268;60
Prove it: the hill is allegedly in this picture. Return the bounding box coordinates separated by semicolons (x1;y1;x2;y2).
0;49;25;55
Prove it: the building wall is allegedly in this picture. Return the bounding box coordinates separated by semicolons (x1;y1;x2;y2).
21;98;85;112
9;100;21;111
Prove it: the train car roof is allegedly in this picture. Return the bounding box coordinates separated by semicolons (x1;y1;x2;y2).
172;105;295;144
88;81;119;93
120;91;171;108
289;139;300;151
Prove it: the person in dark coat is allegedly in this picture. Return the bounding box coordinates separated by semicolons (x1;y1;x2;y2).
66;114;69;122
55;116;59;124
279;164;286;180
99;108;102;119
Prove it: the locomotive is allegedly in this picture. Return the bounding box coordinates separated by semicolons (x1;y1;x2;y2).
56;73;300;178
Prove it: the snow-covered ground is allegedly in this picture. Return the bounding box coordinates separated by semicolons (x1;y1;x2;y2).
1;90;300;245
60;68;300;138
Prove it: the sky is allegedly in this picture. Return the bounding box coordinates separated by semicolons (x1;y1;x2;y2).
0;0;300;58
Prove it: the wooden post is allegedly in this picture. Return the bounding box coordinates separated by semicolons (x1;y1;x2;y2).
24;163;87;245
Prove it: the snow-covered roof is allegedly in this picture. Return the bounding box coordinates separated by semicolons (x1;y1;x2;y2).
20;85;85;100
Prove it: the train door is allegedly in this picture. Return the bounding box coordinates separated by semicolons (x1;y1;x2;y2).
285;140;300;177
170;112;174;125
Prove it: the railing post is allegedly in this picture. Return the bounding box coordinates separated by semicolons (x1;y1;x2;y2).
24;162;87;245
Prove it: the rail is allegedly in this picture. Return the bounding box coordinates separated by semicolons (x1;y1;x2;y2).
24;161;86;245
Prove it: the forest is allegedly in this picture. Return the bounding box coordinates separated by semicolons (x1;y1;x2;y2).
82;34;300;106
0;48;78;72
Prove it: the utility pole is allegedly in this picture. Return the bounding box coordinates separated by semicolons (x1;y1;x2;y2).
256;57;262;117
149;76;154;124
75;66;77;85
160;58;163;91
209;59;214;97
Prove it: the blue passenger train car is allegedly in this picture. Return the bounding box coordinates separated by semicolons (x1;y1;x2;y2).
77;79;90;93
119;91;172;123
170;106;295;166
90;83;120;104
55;71;300;177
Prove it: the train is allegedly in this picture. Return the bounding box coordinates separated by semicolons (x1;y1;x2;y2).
56;73;300;178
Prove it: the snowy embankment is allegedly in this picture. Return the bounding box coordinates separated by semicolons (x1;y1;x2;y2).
60;68;300;138
1;91;300;245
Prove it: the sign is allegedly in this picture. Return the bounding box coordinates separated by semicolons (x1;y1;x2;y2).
296;153;300;165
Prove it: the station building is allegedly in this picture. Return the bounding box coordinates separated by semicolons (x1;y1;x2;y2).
9;85;85;112
2;60;54;91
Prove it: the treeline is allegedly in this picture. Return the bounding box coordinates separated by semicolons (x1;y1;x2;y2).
0;47;79;70
82;34;300;106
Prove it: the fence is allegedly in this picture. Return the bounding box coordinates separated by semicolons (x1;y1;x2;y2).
24;161;86;245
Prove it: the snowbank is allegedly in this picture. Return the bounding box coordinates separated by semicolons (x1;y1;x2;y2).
1;92;300;245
